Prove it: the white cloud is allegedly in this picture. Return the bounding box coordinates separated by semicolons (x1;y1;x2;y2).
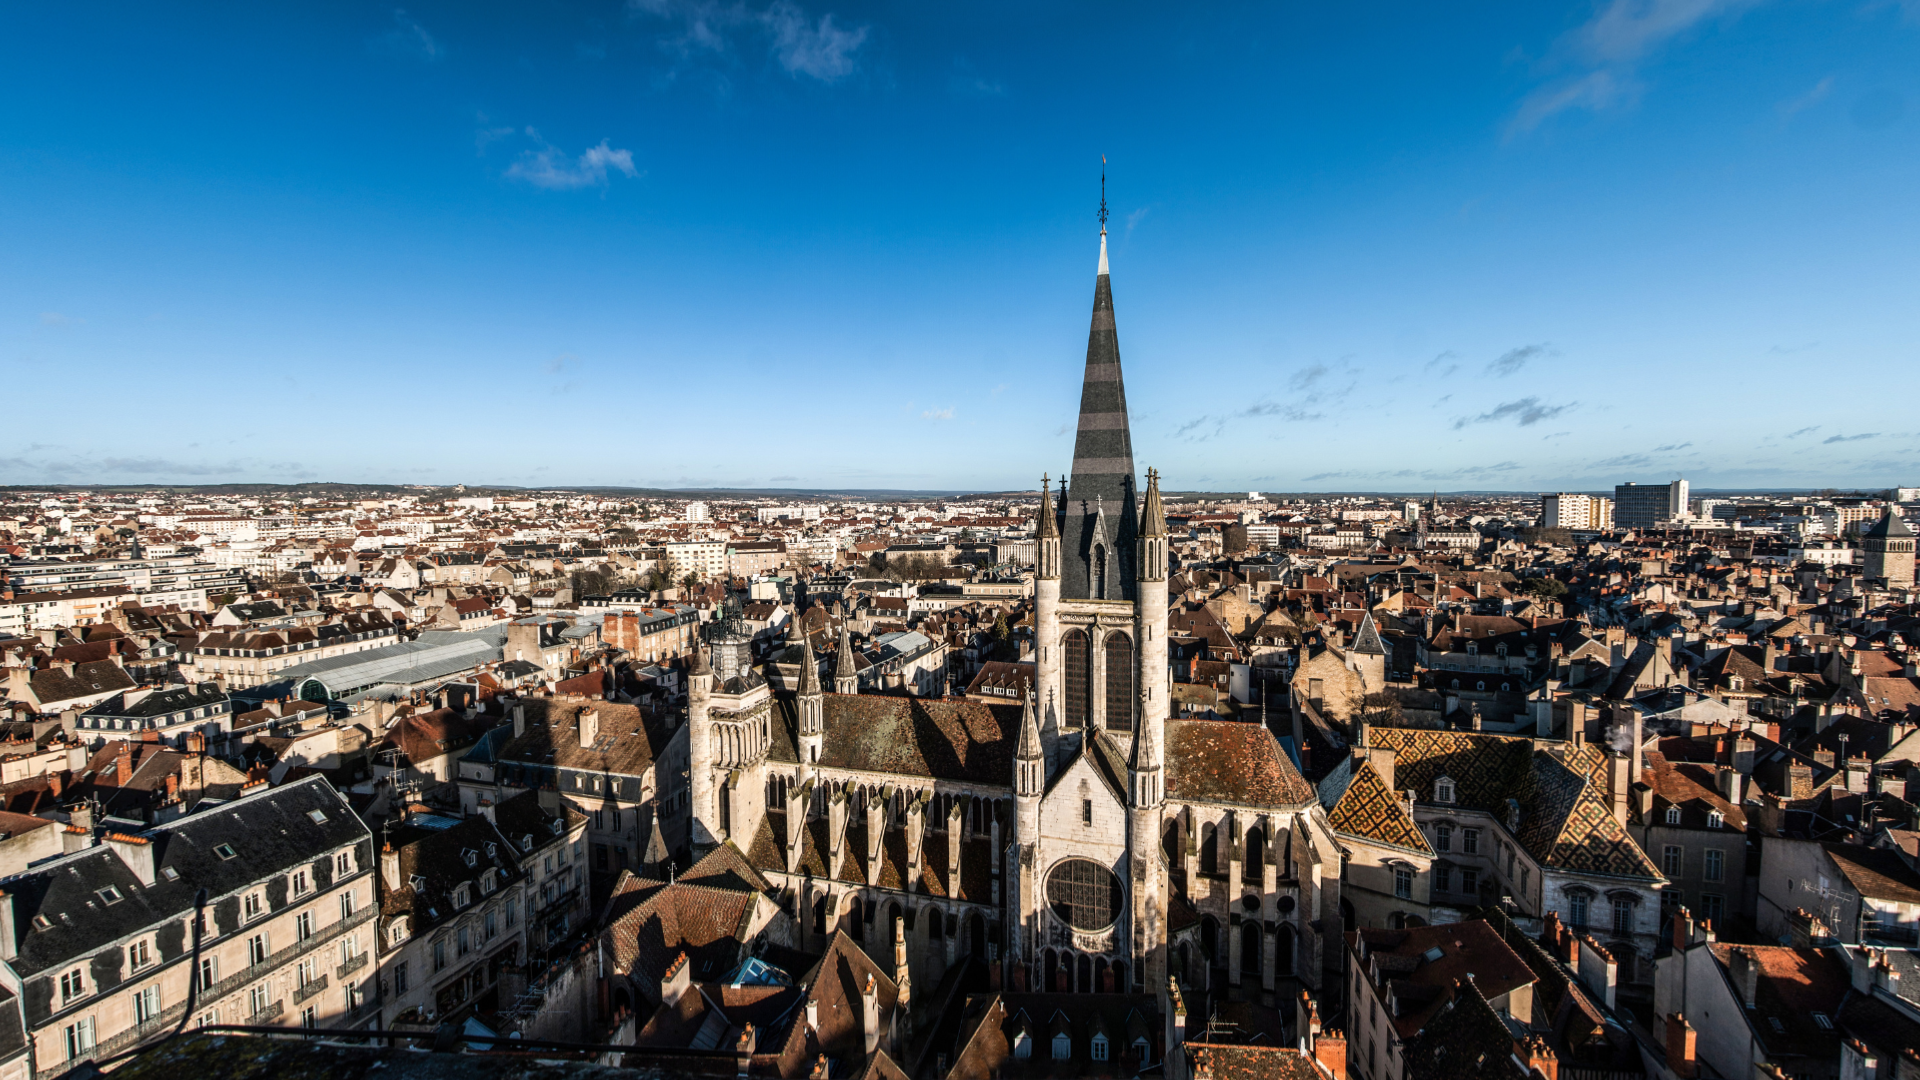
1779;76;1833;119
628;0;868;83
922;407;954;420
764;0;866;81
1511;0;1757;133
506;131;641;190
1511;70;1635;134
1577;0;1757;64
377;8;442;61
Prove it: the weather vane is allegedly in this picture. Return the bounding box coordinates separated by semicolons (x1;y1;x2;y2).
1098;154;1108;229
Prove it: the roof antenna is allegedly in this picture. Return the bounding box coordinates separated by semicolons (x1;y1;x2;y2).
1098;155;1109;231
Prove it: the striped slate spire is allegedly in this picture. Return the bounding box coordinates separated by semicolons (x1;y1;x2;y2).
1060;226;1138;601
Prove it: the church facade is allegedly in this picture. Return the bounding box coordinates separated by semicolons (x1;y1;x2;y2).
682;225;1342;1009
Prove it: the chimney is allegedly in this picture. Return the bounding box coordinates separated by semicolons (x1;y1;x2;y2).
513;702;526;740
862;973;881;1055
1851;947;1877;993
1728;948;1760;1008
577;708;599;749
1716;766;1742;805
0;891;14;961
735;1024;754;1080
1672;906;1693;951
1665;1014;1698;1079
1516;1034;1557;1080
1607;750;1630;827
105;832;157;886
661;951;690;1007
1731;735;1755;775
381;842;401;891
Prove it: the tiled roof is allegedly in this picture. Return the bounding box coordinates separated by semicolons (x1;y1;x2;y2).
1367;728;1660;879
1166;720;1316;808
1328;761;1431;853
773;695;1020;784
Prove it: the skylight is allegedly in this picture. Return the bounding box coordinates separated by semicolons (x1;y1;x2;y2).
214;843;237;860
307;810;329;824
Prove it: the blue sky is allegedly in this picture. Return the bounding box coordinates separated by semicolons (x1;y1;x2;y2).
3;0;1918;493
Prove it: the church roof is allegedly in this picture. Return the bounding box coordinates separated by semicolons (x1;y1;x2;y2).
1864;509;1914;540
1349;612;1387;657
1165;719;1316;808
1059;229;1139;602
771;694;1021;785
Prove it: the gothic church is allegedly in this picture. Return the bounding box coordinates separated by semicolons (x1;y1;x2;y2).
683;223;1342;1010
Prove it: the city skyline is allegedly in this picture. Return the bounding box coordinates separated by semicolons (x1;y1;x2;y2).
4;1;1918;491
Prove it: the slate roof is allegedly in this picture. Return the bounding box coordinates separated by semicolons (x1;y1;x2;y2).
1328;761;1431;853
2;775;369;979
83;682;226;719
1165;720;1316;808
378;813;524;934
28;660;135;706
1057;233;1140;603
1365;728;1660;880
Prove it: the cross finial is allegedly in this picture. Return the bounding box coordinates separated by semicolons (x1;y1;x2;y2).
1098;155;1108;230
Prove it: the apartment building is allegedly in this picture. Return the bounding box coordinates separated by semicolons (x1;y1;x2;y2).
1542;493;1614;531
1;777;375;1075
185;611;399;689
372;790;588;1031
1614;480;1689;529
663;541;726;582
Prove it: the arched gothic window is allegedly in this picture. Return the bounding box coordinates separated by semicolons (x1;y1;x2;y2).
1104;631;1135;732
1091;544;1107;599
1063;629;1091;728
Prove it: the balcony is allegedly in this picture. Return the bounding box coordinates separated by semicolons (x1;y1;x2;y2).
246;1000;285;1026
337;952;370;980
293;974;329;1005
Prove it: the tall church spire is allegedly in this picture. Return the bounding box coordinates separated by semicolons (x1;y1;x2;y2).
1060;181;1138;602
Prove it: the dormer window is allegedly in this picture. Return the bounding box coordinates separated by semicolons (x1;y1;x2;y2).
480;869;498;895
1052;1032;1071;1061
1091;1034;1109;1062
1665;806;1682;825
1466;643;1478;656
390;917;409;944
1495;643;1508;657
521;835;535;852
462;849;478;868
409;874;426;894
1435;777;1456;805
1012;1030;1032;1060
453;884;472;909
1707;811;1724;829
1728;677;1742;691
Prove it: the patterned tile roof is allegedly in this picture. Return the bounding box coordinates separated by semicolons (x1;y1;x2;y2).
1328;760;1431;853
1367;728;1660;880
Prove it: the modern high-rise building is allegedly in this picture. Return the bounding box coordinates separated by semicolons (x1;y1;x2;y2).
1613;480;1689;529
1542;493;1613;531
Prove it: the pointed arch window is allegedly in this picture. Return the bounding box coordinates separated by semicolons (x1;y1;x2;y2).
1063;629;1092;728
1104;631;1135;732
1091;544;1107;599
